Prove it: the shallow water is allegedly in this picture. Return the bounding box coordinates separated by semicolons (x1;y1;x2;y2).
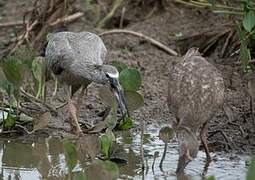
0;122;249;180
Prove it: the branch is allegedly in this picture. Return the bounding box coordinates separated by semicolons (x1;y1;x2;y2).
97;0;123;28
99;29;178;56
0;21;27;28
20;88;57;114
50;12;84;26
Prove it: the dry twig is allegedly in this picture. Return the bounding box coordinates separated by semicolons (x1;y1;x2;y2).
99;29;178;56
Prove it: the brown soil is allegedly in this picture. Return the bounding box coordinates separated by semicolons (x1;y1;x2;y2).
0;0;254;154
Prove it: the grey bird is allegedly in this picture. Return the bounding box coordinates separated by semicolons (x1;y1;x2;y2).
45;31;128;135
167;48;225;173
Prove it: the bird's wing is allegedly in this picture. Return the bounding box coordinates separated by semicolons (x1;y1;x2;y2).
168;54;224;127
45;31;107;75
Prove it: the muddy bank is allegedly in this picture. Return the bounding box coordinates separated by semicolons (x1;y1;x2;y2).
0;0;254;155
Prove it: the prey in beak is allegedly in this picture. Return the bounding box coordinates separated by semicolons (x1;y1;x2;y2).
105;71;129;118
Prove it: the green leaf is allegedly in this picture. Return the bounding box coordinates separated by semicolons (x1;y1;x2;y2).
124;91;144;111
236;23;246;41
207;176;216;180
32;57;46;98
3;113;16;129
243;10;255;32
105;111;117;130
32;57;45;82
159;126;175;143
63;140;77;171
98;86;117;107
118;115;133;130
119;68;141;91
1;57;23;86
0;67;12;95
100;134;112;157
73;171;87;180
106;128;116;142
240;43;251;65
246;157;255;180
251;31;255;39
111;61;128;73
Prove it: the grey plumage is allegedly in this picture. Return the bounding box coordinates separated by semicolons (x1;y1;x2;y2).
45;31;128;135
46;31;108;92
167;48;225;173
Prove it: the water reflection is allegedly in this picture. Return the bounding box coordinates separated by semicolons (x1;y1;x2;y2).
0;123;249;180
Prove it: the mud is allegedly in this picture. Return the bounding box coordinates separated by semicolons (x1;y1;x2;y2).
0;0;254;155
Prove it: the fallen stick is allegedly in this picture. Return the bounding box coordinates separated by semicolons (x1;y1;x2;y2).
50;12;84;26
99;29;178;56
0;21;27;28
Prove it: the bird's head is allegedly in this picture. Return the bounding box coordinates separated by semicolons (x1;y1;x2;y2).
100;65;129;117
176;129;199;174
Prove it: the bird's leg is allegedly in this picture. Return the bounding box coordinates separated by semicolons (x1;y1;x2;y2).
68;97;83;136
200;121;211;163
75;86;92;129
76;86;86;114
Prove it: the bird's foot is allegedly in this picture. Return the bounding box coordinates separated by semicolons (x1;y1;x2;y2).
76;130;84;137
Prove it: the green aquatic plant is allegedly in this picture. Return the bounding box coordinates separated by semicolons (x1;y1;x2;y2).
99;60;144;130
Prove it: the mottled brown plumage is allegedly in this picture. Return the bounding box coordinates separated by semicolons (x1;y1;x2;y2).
167;48;225;173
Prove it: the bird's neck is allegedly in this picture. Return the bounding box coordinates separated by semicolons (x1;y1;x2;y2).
178;127;199;159
87;64;108;84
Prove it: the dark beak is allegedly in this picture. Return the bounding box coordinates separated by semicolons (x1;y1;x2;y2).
176;155;187;174
110;78;129;117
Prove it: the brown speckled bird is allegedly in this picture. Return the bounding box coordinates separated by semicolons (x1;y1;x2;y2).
45;31;128;135
167;48;225;173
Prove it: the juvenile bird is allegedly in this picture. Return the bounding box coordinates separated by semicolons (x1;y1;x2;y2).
45;31;128;135
167;48;224;173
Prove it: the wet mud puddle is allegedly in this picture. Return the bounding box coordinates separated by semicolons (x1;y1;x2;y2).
0;122;248;180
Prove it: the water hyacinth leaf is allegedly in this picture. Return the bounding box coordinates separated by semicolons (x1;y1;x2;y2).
32;112;51;132
111;61;128;73
246;157;255;180
119;68;141;91
124;91;144;111
1;57;23;86
98;86;116;107
100;134;112;157
118;115;133;130
243;10;255;32
159;126;175;143
63;140;77;171
3;113;16;129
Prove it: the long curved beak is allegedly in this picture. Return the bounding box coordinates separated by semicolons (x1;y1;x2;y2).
176;155;187;174
110;79;129;117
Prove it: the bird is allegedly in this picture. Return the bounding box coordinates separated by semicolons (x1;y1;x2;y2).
167;48;225;173
45;31;128;135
